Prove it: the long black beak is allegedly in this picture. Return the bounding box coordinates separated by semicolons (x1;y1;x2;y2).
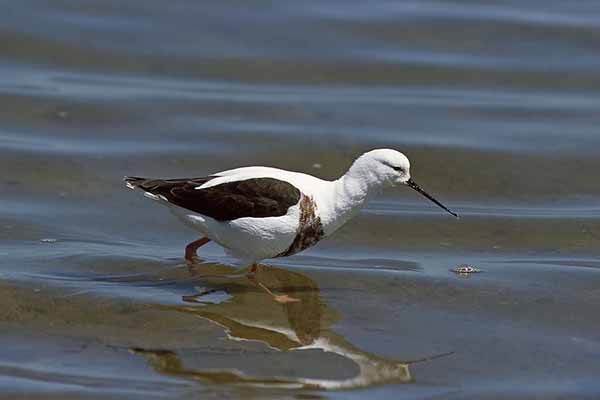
406;178;459;218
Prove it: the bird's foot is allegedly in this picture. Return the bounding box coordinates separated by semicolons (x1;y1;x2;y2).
185;257;203;277
272;294;301;304
185;255;201;266
243;264;298;303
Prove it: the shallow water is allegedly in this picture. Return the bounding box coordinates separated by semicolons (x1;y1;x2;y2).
2;1;600;398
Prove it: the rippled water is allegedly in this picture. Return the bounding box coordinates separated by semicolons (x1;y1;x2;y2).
2;1;600;399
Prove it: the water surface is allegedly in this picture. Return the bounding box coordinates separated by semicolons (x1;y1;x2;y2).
2;1;600;399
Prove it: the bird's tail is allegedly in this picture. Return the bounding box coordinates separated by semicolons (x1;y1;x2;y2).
124;176;148;190
124;176;169;203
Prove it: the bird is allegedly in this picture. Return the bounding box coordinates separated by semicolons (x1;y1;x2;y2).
125;149;458;275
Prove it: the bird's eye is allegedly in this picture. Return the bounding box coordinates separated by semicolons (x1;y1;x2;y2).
392;166;404;173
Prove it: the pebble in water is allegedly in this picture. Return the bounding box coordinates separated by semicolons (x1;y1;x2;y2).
40;238;60;243
451;265;482;274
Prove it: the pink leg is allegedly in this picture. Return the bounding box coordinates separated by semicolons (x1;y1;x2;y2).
185;237;210;264
246;264;300;304
249;263;258;274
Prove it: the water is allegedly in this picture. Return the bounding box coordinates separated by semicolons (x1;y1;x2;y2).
2;1;600;398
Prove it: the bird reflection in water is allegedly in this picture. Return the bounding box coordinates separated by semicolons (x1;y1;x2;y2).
132;263;450;390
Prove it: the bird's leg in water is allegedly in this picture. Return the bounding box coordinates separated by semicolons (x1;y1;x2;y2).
246;264;300;304
185;237;210;265
247;263;258;276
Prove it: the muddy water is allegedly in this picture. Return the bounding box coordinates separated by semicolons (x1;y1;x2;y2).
2;1;600;399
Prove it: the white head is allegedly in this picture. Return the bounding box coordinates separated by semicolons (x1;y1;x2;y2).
347;149;411;187
348;149;410;189
346;149;458;217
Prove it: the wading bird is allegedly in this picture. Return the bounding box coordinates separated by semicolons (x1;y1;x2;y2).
125;149;457;276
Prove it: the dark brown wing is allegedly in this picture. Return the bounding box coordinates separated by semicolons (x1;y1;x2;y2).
124;176;301;221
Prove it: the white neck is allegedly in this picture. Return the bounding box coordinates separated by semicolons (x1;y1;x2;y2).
320;162;385;236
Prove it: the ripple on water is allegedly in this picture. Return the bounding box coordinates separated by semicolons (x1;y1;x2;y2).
2;0;600;398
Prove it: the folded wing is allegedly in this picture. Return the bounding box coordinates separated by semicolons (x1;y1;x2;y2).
125;176;301;221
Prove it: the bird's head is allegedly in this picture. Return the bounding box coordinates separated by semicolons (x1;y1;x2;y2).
359;148;412;186
350;149;458;218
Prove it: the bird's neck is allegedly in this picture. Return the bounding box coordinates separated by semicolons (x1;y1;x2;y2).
321;170;383;235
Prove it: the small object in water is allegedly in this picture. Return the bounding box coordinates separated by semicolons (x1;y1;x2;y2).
40;238;60;243
451;265;481;274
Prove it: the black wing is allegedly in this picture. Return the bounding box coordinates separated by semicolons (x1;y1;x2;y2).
125;176;301;221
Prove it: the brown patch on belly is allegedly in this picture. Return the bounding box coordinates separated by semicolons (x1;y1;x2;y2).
277;194;324;257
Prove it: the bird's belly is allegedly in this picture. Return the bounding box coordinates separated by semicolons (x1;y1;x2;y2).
184;211;299;261
174;194;326;261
